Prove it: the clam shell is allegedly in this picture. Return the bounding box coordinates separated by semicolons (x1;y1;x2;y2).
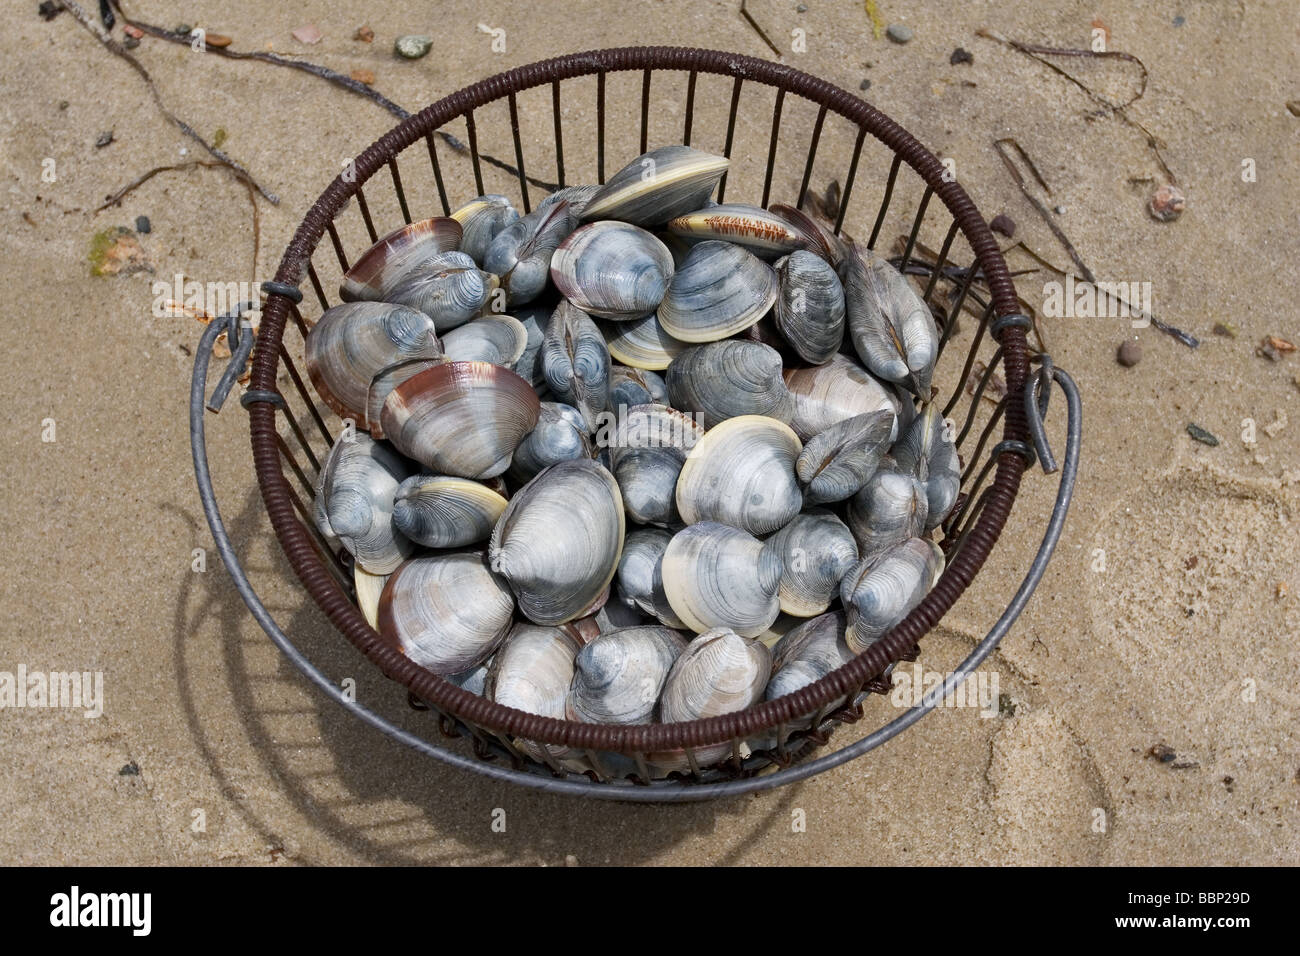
783;353;901;441
541;300;610;431
439;314;528;366
846;456;929;561
607;404;705;527
485;623;582;763
538;183;600;219
484;200;574;306
767;510;859;617
489;459;625;625
665;340;795;429
304;301;443;436
773;250;846;364
354;566;390;630
379;361;541;479
392;474;508;549
581;146;729;226
616;527;673;616
445;661;491;697
660;521;783;637
609;365;667;409
314;433;414;574
840;537;944;653
450;194;519;265
567;625;689;725
676;415;803;535
796;408;894;505
361;249;493;333
550;221;674;320
768;203;848;268
602;313;688;371
842;241;938;398
510;304;550;386
656;240;778;343
509;401;592;483
339;216;462;302
891;404;961;530
764;611;855;701
378;552;514;673
666;203;809;260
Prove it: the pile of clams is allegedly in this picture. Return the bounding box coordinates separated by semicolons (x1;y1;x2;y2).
306;145;959;774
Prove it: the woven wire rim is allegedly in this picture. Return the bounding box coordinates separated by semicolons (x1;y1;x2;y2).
249;46;1031;756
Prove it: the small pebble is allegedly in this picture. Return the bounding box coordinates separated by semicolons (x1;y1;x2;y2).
886;23;913;44
1148;743;1176;763
94;130;114;148
351;69;376;86
1212;322;1237;338
135;215;151;234
206;33;233;49
564;854;579;866
1052;204;1066;214
1173;15;1185;27
1288;101;1300;118
950;47;973;65
859;78;871;91
395;34;432;59
58;100;69;110
119;761;140;776
123;23;143;39
38;1;61;21
796;3;808;12
1186;423;1219;447
1116;339;1141;367
989;213;1016;238
354;25;375;43
175;24;192;36
292;24;322;45
124;35;139;50
1149;183;1185;222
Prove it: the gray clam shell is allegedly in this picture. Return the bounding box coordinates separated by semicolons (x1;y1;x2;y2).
765;611;855;701
450;194;520;265
796;408;894;505
841;241;938;398
609;365;668;409
608;404;705;527
783;353;901;441
665;340;794;430
485;200;574;306
509;305;551;386
774;249;846;364
567;625;689;725
391;474;508;549
314;433;414;575
846;456;929;562
550;221;675;320
581;146;729;226
539;183;600;219
509;402;592;483
659;522;784;637
486;623;582;762
381;250;493;332
602;313;688;371
616;527;673;615
657;240;778;343
440;313;529;366
339;216;462;305
891;404;961;530
840;537;944;653
767;511;859;618
675;415;803;536
540;301;611;431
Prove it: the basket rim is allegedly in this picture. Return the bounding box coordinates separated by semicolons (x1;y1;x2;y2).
248;45;1031;757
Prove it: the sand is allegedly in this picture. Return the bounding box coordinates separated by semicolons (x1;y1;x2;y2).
0;0;1296;865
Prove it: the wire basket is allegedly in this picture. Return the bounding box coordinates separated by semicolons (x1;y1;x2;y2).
191;46;1081;801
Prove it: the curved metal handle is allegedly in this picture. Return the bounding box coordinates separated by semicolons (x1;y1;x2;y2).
192;303;1081;802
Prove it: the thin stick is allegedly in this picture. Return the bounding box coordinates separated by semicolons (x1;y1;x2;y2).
740;0;783;58
994;138;1094;283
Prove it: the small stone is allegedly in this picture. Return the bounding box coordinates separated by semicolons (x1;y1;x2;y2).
1052;205;1066;214
292;24;322;45
796;3;808;11
989;213;1015;238
94;130;114;148
1186;423;1219;447
124;35;139;49
38;1;60;22
564;854;579;866
354;25;375;43
1147;743;1176;763
135;215;151;234
1288;101;1300;117
1263;410;1288;439
89;226;151;277
206;33;233;48
175;24;193;36
886;23;913;44
123;23;143;39
1149;183;1185;222
58;100;69;110
119;761;140;776
1117;340;1142;367
859;78;871;91
1212;322;1237;338
1173;15;1185;26
351;69;376;86
395;34;432;59
212;127;227;149
950;47;973;65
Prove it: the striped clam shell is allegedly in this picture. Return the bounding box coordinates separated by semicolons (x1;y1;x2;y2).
665;340;795;430
676;415;803;536
314;432;414;575
567;625;689;725
767;510;860;618
840;537;944;653
666;203;810;260
659;521;783;638
773;249;846;365
580;146;729;226
783;353;901;441
550;221;674;321
796;408;894;505
764;611;855;701
845;456;929;562
440;314;529;366
339;216;462;302
540;300;610;431
450;194;519;265
656;240;778;343
391;474;508;549
602;313;688;371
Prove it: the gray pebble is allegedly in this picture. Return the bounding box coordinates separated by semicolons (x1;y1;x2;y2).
796;3;808;11
1116;340;1141;367
886;24;913;44
1053;204;1066;214
94;130;114;148
124;35;140;50
859;78;871;91
135;215;151;234
394;34;432;59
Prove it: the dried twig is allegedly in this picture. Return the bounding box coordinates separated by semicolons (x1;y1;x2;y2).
994;138;1094;282
740;0;783;59
55;0;278;203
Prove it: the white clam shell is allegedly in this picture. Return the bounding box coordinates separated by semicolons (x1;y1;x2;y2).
660;522;783;637
602;313;688;371
676;415;803;535
314;433;414;575
439;314;529;366
783;353;900;441
657;240;778;343
581;146;729;226
486;623;583;764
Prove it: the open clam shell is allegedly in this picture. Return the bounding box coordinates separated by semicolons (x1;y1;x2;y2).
339;216;462;303
439;314;529;366
676;415;803;535
450;194;519;265
377;551;514;674
484;200;574;306
540;300;610;431
665;340;795;429
660;521;783;637
567;625;689;725
581;146;729;226
607;404;705;527
489;459;625;625
841;240;938;398
602;313;688;370
666;203;810;260
485;623;583;764
765;611;855;701
796;408;894;505
551;221;674;320
773;250;846;365
509;401;592;483
767;510;859;618
304;301;443;436
380;361;540;479
840;537;944;653
846;456;929;562
783;353;901;441
891;404;961;530
391;474;508;549
314;433;414;575
656;240;778;343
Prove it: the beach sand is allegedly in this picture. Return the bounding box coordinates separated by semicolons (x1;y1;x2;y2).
0;0;1296;865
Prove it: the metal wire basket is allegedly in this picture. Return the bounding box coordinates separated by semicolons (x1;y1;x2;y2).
191;46;1081;801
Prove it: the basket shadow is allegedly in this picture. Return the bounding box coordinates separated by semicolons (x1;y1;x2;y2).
174;486;802;864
